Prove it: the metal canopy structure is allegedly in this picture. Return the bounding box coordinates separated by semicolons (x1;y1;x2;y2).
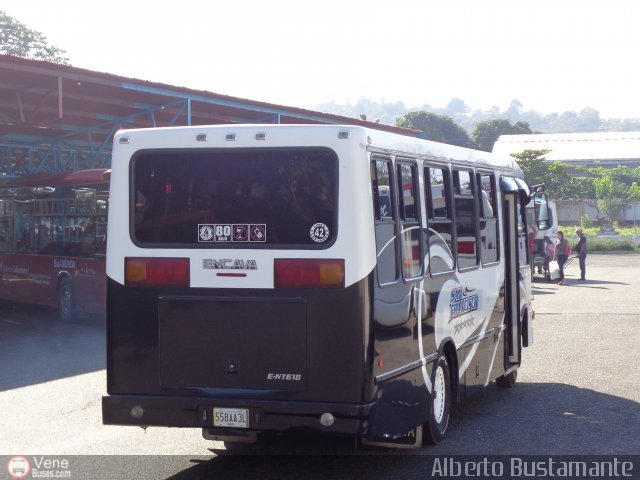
0;54;419;176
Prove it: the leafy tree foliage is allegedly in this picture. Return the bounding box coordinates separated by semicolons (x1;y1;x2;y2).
587;166;640;225
629;182;640;202
0;11;69;63
594;175;628;225
472;119;532;152
565;172;597;199
317;96;638;135
445;97;468;116
511;151;640;225
396;111;473;148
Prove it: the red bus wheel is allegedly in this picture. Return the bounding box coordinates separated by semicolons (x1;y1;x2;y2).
58;277;76;322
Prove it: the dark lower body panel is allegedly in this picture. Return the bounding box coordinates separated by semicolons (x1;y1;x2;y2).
102;394;374;436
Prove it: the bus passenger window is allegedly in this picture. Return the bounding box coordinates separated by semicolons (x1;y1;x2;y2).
453;169;478;270
478;173;499;264
372;157;398;285
425;166;454;275
397;162;422;279
517;197;529;267
372;160;394;220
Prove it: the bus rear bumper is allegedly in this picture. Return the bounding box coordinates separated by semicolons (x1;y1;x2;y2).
102;395;374;436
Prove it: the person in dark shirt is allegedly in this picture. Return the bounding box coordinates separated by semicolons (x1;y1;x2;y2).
554;231;569;285
574;228;588;280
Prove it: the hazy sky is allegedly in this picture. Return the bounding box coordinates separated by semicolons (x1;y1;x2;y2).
3;1;640;119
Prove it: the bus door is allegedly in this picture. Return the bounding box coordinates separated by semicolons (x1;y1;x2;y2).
500;178;527;367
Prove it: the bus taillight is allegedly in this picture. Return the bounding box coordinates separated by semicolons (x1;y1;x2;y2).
274;259;345;288
125;258;189;286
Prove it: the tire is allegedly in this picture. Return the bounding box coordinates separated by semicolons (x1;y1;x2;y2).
58;277;76;322
495;369;518;388
423;353;451;445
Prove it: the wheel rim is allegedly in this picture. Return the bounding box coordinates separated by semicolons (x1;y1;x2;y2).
60;284;72;316
433;364;446;424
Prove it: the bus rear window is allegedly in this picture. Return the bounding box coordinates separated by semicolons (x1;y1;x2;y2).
132;148;337;247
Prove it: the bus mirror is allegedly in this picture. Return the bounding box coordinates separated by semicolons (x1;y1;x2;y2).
533;193;550;231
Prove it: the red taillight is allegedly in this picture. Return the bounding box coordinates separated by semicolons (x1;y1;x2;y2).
274;259;345;288
125;257;189;286
457;241;476;255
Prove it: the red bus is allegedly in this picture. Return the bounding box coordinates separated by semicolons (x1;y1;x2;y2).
0;169;109;321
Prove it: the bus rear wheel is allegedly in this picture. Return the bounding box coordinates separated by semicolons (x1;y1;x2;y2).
423;353;451;445
58;277;76;322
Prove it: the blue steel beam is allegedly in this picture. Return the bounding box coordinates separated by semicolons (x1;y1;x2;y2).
120;82;351;125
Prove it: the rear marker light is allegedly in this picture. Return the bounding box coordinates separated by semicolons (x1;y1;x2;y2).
319;413;335;427
125;257;189;286
274;259;344;288
130;405;144;419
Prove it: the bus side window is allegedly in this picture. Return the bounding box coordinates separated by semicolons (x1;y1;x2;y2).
372;160;394;221
453;169;479;270
397;161;423;279
517;196;529;267
478;172;499;265
425;165;454;275
371;157;398;285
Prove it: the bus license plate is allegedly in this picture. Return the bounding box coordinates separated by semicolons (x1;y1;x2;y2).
213;408;249;428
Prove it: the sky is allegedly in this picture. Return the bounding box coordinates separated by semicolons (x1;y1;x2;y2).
3;0;640;119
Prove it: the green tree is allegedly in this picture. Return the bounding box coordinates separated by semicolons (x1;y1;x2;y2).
510;148;585;200
445;97;468;116
594;175;628;226
0;11;69;63
585;166;640;226
511;149;551;185
629;182;640;202
396;111;473;148
472;119;532;152
566;173;596;199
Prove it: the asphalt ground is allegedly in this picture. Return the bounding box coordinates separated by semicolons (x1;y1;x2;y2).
0;253;639;478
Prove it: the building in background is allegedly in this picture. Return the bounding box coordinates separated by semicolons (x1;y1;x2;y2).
493;132;640;169
494;132;640;226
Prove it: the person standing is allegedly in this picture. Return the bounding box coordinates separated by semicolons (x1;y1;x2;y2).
554;231;569;285
574;228;588;280
543;235;555;279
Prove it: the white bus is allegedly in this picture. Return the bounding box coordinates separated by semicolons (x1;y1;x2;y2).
102;124;549;448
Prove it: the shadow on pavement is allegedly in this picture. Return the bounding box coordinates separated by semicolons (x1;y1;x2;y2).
0;301;104;391
165;382;640;479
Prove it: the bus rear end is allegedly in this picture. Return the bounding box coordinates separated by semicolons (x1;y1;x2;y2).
102;125;377;443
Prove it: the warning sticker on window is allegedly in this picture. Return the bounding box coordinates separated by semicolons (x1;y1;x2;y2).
249;224;266;242
198;224;215;242
198;224;266;242
233;225;249;242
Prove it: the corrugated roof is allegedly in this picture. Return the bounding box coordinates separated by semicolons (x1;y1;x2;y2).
0;54;420;174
